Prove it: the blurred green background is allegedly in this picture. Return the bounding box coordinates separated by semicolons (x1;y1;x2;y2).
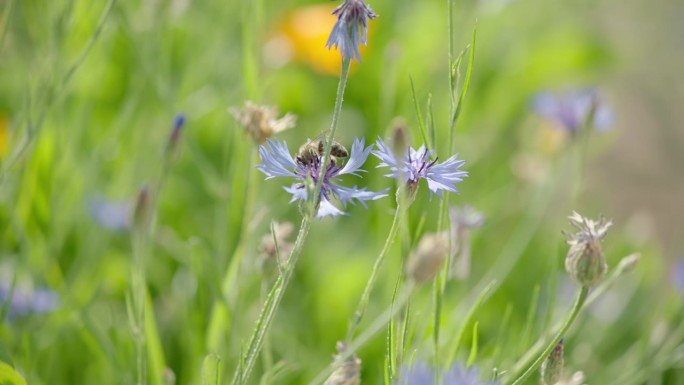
1;0;683;384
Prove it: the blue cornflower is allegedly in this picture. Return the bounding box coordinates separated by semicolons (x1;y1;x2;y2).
672;258;684;293
326;0;377;62
257;137;388;218
373;138;468;200
532;89;614;133
0;281;59;319
398;362;497;385
88;197;132;231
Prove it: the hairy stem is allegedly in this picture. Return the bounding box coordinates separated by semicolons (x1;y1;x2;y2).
346;205;402;342
508;286;589;385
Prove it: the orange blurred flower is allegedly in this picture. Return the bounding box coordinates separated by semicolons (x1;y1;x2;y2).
267;5;373;75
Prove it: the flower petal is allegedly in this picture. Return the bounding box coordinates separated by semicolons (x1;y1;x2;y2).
338;137;373;176
256;138;298;179
331;184;389;208
317;198;347;219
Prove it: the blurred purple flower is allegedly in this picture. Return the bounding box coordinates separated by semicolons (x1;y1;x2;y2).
257;137;388;218
373;138;468;199
532;89;614;133
672;259;684;293
398;362;496;385
0;280;59;319
326;0;377;62
88;197;132;231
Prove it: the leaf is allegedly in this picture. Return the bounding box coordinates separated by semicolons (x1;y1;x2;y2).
0;362;27;385
202;353;222;385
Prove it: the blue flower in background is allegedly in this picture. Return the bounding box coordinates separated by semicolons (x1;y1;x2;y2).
532;89;614;133
88;197;132;231
257;137;388;218
0;280;59;319
373;138;468;199
672;259;684;293
398;362;496;385
326;0;377;62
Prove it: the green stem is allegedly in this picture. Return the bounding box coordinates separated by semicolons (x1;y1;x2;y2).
316;59;351;203
232;58;351;385
234;214;313;385
508;286;589;385
309;282;416;385
346;205;402;342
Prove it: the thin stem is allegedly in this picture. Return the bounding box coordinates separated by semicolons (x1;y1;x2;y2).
508;286;590;385
316;59;351;205
234;214;313;385
233;58;352;385
309;282;416;385
346;205;402;342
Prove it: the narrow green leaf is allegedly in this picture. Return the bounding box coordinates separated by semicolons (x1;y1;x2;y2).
145;292;167;385
409;77;430;148
519;285;541;354
202;353;222;385
0;362;26;385
447;280;496;363
467;322;479;367
450;25;477;131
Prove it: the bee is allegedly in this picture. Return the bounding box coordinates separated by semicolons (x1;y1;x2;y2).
296;136;349;166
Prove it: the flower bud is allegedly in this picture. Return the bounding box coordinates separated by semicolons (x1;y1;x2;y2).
616;252;640;275
541;340;564;385
407;232;448;284
324;342;361;385
563;212;612;287
133;185;151;229
165;113;186;160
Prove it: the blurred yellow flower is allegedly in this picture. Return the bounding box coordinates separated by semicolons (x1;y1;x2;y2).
267;5;372;75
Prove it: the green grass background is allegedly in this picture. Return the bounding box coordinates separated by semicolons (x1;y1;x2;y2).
1;0;682;384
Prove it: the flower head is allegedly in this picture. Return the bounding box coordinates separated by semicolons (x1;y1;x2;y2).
373;137;468;200
672;258;684;293
532;89;614;134
563;211;612;287
398;362;496;385
324;342;361;385
88;197;132;231
0;279;59;319
229;101;297;144
326;0;377;62
257;137;388;218
541;340;565;385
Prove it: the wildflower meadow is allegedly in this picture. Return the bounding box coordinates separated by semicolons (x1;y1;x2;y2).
1;0;682;384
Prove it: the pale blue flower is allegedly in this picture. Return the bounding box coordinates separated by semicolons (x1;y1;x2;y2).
399;362;496;385
672;259;684;293
326;0;377;62
532;89;614;133
373;138;468;199
88;197;131;231
0;281;59;319
257;137;388;218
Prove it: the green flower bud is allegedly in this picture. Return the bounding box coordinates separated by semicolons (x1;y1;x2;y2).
563;212;612;287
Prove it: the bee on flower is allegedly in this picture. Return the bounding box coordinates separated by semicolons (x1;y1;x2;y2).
257;137;387;218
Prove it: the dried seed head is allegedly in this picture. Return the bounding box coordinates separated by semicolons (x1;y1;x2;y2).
407;232;448;284
324;342;362;385
563;212;612;287
541;340;564;385
229;101;296;144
